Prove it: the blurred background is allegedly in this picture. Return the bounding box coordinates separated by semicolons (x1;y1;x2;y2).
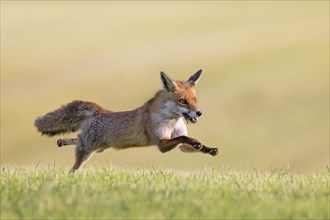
1;1;328;172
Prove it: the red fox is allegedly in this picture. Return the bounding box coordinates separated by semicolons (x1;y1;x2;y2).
35;70;218;172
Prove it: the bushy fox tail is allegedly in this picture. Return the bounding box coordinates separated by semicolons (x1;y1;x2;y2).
34;100;111;136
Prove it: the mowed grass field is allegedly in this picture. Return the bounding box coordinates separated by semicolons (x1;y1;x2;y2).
1;168;329;219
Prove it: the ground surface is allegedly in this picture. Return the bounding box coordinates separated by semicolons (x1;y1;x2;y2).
1;168;329;219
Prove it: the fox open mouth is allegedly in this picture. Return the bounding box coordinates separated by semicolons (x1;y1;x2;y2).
182;113;198;124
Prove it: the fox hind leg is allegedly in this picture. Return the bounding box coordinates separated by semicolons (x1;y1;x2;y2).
57;138;77;147
69;147;93;173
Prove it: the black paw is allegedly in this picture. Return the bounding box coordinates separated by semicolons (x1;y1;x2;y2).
57;139;63;147
191;141;203;150
209;148;218;156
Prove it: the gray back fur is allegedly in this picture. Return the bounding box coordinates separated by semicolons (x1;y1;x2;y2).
35;100;111;136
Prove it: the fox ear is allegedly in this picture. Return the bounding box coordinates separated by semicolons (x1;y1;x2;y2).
188;69;202;86
160;71;177;92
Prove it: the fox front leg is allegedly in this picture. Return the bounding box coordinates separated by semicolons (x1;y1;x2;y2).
185;139;219;156
200;145;218;156
179;137;218;156
179;144;218;156
158;136;218;156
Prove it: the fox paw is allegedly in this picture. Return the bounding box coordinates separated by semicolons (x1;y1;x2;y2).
191;142;203;150
209;148;218;156
57;139;63;147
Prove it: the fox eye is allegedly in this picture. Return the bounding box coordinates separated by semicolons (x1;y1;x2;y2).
179;99;188;105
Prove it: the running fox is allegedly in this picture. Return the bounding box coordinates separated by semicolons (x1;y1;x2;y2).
35;70;218;172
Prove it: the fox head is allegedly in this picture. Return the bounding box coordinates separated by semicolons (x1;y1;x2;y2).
159;70;203;124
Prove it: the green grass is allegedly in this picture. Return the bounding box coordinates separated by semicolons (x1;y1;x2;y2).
1;167;329;219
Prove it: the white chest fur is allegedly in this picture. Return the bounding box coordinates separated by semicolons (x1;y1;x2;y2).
151;114;188;140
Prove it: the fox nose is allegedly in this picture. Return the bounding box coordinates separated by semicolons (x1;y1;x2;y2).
196;111;202;117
